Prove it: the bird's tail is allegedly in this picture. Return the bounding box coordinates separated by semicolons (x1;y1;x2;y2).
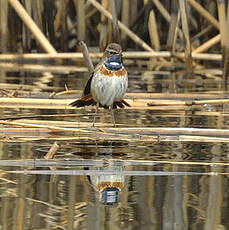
70;96;130;109
112;99;131;109
69;95;96;107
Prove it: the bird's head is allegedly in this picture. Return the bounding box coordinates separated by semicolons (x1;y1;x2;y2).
103;43;123;70
104;43;122;58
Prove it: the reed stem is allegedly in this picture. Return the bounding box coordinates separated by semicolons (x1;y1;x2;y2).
8;0;57;54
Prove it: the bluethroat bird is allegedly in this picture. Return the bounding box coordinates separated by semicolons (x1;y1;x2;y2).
69;43;130;127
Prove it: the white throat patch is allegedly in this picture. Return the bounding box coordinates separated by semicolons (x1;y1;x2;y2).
109;62;120;66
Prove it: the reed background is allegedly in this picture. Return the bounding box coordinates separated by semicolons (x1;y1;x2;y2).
0;1;229;229
0;0;228;63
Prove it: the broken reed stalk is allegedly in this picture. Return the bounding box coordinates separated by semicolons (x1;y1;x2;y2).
54;0;64;32
8;0;57;54
9;119;96;127
78;41;94;74
224;3;229;90
76;0;86;42
179;0;192;69
0;120;98;134
0;97;225;111
0;52;223;61
1;90;227;99
191;25;212;42
217;0;227;48
1;114;84;121
0;0;8;53
0;97;74;109
101;127;229;137
187;0;219;29
99;0;108;51
1;119;229;140
121;0;129;47
147;98;229;106
0;93;229;109
118;92;228;100
44;142;59;159
2;91;226;100
23;0;32;51
0;97;149;110
217;0;229;90
1;129;229;143
44;0;56;47
166;0;179;52
35;0;43;31
0;62;87;73
0;52;101;60
0;120;137;141
192;34;221;54
109;0;120;44
148;10;160;50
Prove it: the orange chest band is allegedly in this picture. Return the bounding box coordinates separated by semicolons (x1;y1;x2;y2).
99;65;126;77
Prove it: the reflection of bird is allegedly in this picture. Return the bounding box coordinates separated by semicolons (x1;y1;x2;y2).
86;155;125;205
69;43;130;127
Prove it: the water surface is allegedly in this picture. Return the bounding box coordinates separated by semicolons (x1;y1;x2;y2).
0;67;228;229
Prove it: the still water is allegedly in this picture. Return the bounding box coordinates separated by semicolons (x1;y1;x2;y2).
0;68;228;229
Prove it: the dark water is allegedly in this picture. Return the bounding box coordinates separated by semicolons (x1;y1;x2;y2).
0;68;229;229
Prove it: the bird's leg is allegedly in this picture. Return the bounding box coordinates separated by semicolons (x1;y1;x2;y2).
92;102;99;127
110;106;116;128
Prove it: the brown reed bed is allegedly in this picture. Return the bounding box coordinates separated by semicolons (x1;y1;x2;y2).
0;91;228;143
0;1;228;73
1;119;229;143
0;0;229;145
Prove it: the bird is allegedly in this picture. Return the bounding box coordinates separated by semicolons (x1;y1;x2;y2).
69;43;130;127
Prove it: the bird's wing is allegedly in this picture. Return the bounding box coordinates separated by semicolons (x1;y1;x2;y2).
83;72;94;96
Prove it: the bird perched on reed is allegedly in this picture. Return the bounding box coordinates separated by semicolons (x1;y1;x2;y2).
69;43;130;127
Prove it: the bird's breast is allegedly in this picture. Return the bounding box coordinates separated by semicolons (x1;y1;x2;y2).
91;66;128;106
